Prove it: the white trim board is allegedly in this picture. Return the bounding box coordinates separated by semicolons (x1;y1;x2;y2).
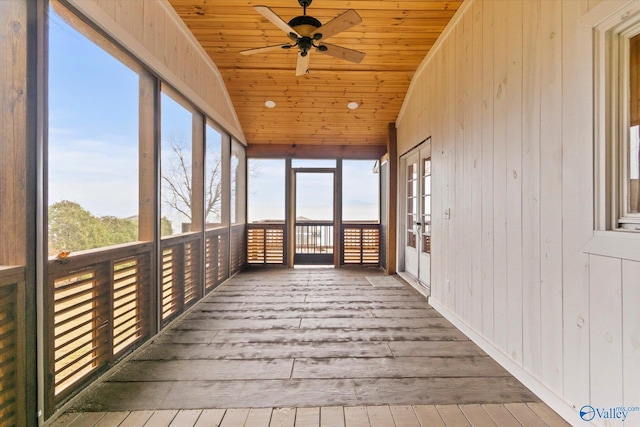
428;297;599;427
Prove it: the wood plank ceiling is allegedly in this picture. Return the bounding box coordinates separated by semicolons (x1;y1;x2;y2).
168;0;462;149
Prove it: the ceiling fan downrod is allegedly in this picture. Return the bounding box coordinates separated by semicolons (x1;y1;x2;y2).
298;0;312;15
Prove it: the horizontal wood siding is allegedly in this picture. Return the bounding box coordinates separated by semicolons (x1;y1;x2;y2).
396;0;639;425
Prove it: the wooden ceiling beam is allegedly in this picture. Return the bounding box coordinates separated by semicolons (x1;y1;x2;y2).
246;143;387;159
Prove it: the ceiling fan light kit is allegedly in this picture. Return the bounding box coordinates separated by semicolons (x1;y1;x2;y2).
239;0;366;76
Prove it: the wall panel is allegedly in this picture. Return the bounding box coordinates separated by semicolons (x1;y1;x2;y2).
479;0;494;342
538;0;563;396
622;260;640;408
396;0;639;424
560;0;591;410
470;0;483;333
588;255;623;411
505;0;523;366
491;0;508;354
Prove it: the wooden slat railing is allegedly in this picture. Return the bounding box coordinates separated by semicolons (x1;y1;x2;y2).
341;223;381;266
0;267;25;427
45;226;242;408
47;242;153;403
247;223;286;265
205;227;229;293
160;233;202;327
230;224;247;275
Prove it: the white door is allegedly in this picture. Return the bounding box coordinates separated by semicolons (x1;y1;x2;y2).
418;148;431;286
404;152;420;277
403;143;431;287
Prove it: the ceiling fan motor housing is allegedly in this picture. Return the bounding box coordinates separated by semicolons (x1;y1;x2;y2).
288;15;321;36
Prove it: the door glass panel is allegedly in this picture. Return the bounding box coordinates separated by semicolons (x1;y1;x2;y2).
421;158;432;253
295;173;334;263
406;162;418;248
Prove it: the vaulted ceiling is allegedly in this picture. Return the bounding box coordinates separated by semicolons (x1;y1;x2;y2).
168;0;462;149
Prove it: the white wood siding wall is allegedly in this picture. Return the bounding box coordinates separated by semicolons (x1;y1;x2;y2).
397;0;640;425
64;0;245;143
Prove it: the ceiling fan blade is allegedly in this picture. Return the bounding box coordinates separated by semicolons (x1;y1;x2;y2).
318;43;366;64
311;9;362;40
254;5;300;37
296;52;310;76
239;44;290;55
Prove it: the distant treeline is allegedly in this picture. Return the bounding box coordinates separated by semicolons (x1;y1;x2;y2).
48;200;171;255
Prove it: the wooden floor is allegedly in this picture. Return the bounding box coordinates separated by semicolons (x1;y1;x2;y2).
56;267;569;426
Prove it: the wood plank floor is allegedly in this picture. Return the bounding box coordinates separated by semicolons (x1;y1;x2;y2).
59;267;568;426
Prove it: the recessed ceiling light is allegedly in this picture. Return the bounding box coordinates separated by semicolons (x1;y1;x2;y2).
347;101;359;110
265;100;276;108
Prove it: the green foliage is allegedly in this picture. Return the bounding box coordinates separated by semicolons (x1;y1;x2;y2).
161;217;173;236
48;200;138;254
48;200;179;254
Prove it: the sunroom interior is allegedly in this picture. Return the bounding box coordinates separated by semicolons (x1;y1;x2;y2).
2;0;640;426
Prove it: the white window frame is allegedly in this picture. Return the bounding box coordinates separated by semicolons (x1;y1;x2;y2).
593;1;640;231
585;0;640;262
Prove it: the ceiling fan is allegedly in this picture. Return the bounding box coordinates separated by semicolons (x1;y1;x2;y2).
240;0;366;76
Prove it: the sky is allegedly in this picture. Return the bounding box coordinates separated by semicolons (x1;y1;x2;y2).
248;159;379;222
48;8;139;218
48;6;379;229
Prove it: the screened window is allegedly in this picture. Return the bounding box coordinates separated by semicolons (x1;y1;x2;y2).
205;123;223;226
231;140;246;224
48;4;140;254
292;159;336;168
342;160;379;222
248;159;285;223
160;88;194;236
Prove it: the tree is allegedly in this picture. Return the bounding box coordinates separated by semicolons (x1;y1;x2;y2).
161;138;222;228
48;200;107;254
100;215;138;246
48;200;174;254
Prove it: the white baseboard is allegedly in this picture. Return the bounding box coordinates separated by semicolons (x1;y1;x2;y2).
397;271;431;299
428;297;597;427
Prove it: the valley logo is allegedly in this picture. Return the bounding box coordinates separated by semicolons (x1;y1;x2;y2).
580;405;640;422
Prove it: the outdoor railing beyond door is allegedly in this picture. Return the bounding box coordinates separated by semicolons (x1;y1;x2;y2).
247;222;380;266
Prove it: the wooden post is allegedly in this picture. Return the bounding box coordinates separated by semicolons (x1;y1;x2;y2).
138;74;160;336
221;133;231;276
386;123;398;274
285;159;294;267
0;1;39;424
334;161;342;268
192;112;205;297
